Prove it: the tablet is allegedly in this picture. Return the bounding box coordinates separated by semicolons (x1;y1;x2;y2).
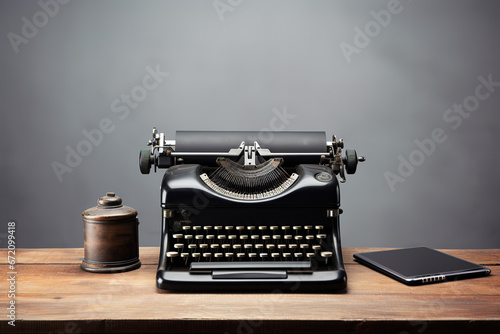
353;247;491;285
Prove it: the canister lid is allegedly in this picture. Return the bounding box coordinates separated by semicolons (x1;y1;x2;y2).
82;192;138;221
98;192;122;207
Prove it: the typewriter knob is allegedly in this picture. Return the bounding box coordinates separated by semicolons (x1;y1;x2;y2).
139;149;153;174
344;149;358;174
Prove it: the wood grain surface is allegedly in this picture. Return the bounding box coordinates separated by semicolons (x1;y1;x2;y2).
1;247;498;333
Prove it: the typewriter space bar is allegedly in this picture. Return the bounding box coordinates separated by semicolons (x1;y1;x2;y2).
190;261;311;271
212;270;287;279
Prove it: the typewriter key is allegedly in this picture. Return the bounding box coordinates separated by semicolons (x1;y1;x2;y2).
166;251;178;258
321;251;333;264
81;192;141;273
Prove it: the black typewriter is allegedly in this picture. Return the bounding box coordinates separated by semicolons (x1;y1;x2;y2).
139;129;364;291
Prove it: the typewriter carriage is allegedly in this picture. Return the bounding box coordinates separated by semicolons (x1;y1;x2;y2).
140;127;364;182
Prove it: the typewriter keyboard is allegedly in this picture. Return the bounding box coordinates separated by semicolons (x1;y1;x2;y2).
166;225;334;266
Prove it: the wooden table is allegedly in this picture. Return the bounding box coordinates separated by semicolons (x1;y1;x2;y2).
1;247;499;333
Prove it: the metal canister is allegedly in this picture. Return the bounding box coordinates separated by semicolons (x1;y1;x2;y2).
81;192;141;273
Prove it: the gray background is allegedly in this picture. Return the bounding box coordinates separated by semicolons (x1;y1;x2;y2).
1;0;499;249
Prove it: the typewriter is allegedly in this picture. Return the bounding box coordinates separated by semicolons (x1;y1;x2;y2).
139;128;364;291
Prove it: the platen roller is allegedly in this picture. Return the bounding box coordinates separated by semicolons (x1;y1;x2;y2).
176;131;327;166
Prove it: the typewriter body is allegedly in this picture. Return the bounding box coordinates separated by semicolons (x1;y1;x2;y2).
140;129;364;291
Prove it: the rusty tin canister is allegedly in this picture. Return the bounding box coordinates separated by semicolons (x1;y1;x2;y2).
81;192;141;273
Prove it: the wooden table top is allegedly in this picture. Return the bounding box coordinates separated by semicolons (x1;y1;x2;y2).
1;247;499;333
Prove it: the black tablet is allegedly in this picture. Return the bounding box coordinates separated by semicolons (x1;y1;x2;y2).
353;247;491;285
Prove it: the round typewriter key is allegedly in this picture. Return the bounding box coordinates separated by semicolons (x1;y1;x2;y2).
174;244;184;250
214;226;223;231
222;244;231;249
248;253;257;259
282;226;290;231
225;252;234;259
211;244;219;249
228;235;237;240
251;235;259;240
305;235;314;241
199;244;208;250
192;253;200;259
203;226;213;230
206;235;215;240
312;245;321;251
173;234;183;239
237;253;245;259
294;235;303;241
300;244;309;249
236;226;245;231
193;226;201;231
306;253;315;258
270;226;279;231
317;234;326;239
266;244;275;250
293;226;301;231
247;226;256;231
203;253;212;259
315;225;324;230
244;244;253;250
321;251;333;264
284;235;292;240
225;226;234;230
240;235;249;240
283;253;291;259
166;251;178;258
289;244;297;250
262;235;270;240
255;244;264;250
217;235;226;240
233;244;241;250
259;253;268;259
304;225;313;231
195;235;204;240
214;253;223;259
188;244;197;250
294;253;303;259
181;253;189;258
273;235;281;240
182;226;191;231
271;253;280;259
277;244;286;250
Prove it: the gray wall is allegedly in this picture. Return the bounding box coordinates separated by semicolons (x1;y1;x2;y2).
1;0;499;249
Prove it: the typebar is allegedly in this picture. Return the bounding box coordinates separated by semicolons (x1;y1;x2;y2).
190;261;312;271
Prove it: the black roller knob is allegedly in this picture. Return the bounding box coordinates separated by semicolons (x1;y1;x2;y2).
139;149;152;174
345;149;358;174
